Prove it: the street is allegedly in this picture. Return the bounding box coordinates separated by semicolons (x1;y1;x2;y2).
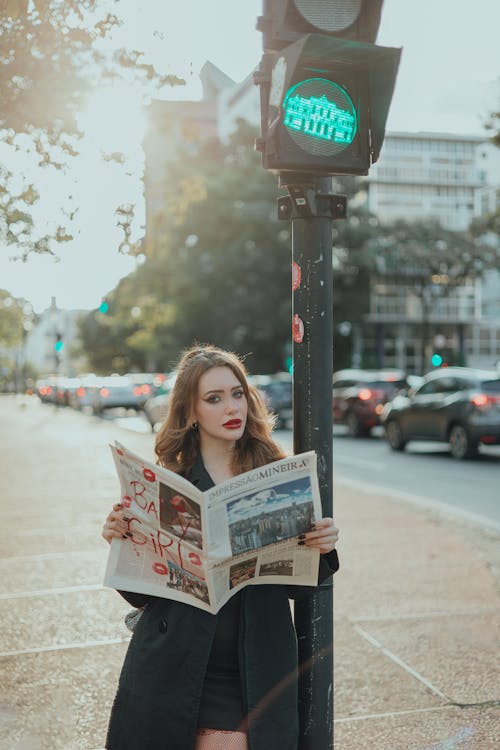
331;428;500;529
1;394;499;750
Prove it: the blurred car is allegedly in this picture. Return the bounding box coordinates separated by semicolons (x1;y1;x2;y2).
90;375;149;415
35;376;60;404
126;372;170;402
332;368;409;437
67;374;102;410
381;366;500;460
54;377;84;407
143;372;177;431
249;373;293;429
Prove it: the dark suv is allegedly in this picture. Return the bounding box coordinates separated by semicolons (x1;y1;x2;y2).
332;369;409;437
381;367;500;460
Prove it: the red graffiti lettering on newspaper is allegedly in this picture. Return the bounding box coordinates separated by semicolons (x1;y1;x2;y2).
126;518;205;581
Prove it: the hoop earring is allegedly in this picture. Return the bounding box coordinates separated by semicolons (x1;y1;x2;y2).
191;421;198;431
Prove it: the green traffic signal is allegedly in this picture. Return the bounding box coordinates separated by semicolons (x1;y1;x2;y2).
431;353;443;367
283;77;357;154
99;300;109;314
54;340;64;353
255;35;401;175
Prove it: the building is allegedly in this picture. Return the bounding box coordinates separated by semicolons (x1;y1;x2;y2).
364;132;500;371
24;297;86;377
144;63;500;372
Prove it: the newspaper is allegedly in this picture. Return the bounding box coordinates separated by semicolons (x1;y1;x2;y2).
103;442;323;614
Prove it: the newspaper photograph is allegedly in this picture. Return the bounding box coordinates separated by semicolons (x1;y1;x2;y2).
103;442;323;614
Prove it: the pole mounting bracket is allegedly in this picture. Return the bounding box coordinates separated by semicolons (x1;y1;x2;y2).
278;191;346;220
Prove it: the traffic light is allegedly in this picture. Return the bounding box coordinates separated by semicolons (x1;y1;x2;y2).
54;333;64;353
254;0;401;175
431;347;456;368
99;298;109;314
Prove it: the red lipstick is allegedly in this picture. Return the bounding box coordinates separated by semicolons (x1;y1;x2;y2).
223;419;242;429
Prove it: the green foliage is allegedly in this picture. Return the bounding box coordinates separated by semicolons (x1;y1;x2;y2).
79;122;291;373
0;289;25;349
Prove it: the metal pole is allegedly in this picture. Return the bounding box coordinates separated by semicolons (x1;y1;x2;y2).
278;174;343;749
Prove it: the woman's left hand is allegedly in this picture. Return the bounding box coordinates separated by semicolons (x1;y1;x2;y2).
301;518;339;554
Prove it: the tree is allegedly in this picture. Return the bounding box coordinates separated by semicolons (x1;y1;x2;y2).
1;0;183;258
0;288;34;389
78;121;294;373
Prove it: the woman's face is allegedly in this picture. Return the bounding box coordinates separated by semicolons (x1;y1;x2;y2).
192;366;248;445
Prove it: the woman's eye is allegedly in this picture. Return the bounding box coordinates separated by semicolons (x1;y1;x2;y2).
206;395;220;403
234;390;245;399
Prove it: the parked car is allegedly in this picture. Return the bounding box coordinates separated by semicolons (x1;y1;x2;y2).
67;374;101;410
54;376;85;407
248;373;293;429
143;372;177;431
381;366;500;459
35;377;59;404
126;372;169;401
90;375;149;415
332;368;409;437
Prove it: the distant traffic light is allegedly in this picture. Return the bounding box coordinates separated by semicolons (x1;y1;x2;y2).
54;333;64;353
431;352;443;367
254;0;401;175
99;299;109;314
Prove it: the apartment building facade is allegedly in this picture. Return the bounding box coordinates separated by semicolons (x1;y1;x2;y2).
364;132;500;371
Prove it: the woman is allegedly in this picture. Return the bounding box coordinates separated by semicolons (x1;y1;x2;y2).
102;345;339;750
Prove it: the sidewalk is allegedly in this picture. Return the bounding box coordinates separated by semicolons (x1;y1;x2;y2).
332;478;500;749
0;394;499;749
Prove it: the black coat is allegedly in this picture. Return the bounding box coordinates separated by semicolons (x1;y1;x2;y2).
106;455;339;750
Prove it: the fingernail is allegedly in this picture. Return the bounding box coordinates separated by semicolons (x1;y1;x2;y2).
298;534;306;540
298;540;306;546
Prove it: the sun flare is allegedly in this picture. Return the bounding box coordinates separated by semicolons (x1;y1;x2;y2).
78;83;146;156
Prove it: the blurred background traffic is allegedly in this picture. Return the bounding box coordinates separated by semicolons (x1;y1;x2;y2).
21;361;499;463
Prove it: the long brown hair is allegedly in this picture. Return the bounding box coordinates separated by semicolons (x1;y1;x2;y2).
155;345;286;476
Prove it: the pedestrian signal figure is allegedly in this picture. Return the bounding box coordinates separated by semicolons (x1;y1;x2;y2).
102;344;339;750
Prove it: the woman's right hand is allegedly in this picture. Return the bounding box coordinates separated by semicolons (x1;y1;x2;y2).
102;502;130;544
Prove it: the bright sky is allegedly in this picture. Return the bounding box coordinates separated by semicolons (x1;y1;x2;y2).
1;0;499;314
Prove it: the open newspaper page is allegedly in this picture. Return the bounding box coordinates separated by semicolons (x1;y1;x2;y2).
103;443;214;612
204;451;322;611
103;443;323;614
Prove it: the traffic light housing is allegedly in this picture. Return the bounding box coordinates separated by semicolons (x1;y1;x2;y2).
258;0;384;49
255;1;401;175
